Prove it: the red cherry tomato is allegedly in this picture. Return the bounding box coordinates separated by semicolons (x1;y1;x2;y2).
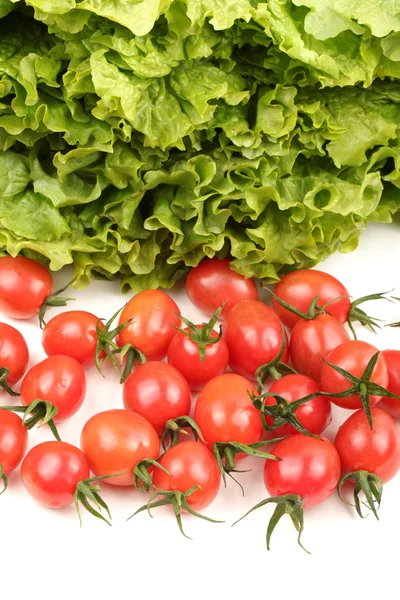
81;409;160;487
0;322;29;384
320;341;388;410
186;258;258;319
21;441;90;508
0;256;53;319
224;300;288;380
377;350;400;419
265;374;332;437
273;269;350;329
118;290;181;361
42;311;104;369
21;355;87;421
167;327;229;391
194;373;261;447
264;435;341;509
289;314;350;382
335;407;400;483
0;410;28;475
123;362;191;435
153;441;221;510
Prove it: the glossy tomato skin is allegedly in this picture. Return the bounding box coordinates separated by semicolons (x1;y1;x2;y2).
21;441;90;508
273;269;350;329
81;409;160;487
0;410;28;474
42;311;104;369
266;374;332;437
118;290;181;361
290;314;350;382
123;362;191;435
264;435;341;509
377;350;400;419
194;373;261;448
153;441;221;510
0;322;29;384
320;341;388;410
334;407;400;483
21;355;87;421
167;328;229;391
186;258;258;319
0;256;53;319
224;300;288;380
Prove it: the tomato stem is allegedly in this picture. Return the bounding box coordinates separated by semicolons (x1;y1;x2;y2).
337;470;383;520
0;465;8;495
161;416;205;451
0;399;62;440
347;290;394;339
0;368;20;396
255;324;296;390
133;458;171;492
74;474;119;526
172;304;225;363
39;278;75;329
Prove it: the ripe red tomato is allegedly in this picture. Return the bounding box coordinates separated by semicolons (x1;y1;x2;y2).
21;355;87;421
264;435;341;509
224;300;288;380
21;441;90;508
194;373;261;447
335;407;400;483
289;314;350;382
0;256;53;320
42;311;104;369
167;327;229;390
153;441;221;510
0;322;29;384
118;290;181;361
265;374;332;436
186;258;258;319
0;410;28;475
320;341;388;409
377;350;400;419
123;362;191;435
272;269;350;329
81;409;160;487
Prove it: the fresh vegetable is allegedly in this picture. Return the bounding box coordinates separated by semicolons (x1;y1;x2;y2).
123;362;191;435
186;259;258;319
377;350;400;419
0;409;28;492
21;355;87;421
0;322;29;393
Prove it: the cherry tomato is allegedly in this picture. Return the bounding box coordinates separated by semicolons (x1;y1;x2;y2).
194;373;261;447
224;300;288;380
21;355;87;421
0;322;29;384
42;311;104;369
118;290;181;361
273;269;350;329
377;350;400;419
21;441;90;508
153;441;221;510
167;327;229;391
289;314;350;382
186;258;258;319
123;362;191;435
0;410;28;475
265;374;332;437
335;407;400;483
81;409;160;487
0;256;53;320
320;341;388;410
264;435;341;509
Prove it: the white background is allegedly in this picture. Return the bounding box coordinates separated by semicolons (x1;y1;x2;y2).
1;222;400;600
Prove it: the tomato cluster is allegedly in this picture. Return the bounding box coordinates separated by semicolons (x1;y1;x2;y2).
0;255;399;551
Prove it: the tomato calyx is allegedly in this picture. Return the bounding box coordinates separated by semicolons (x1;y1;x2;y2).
74;474;119;526
271;292;327;322
255;327;295;390
161;416;205;451
128;485;224;539
233;493;308;552
1;399;61;440
172;304;224;362
133;458;171;493
0;368;20;396
337;470;383;520
39;279;75;329
0;465;7;495
347;290;394;339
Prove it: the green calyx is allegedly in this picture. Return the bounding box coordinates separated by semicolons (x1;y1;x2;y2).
0;465;8;495
173;304;224;363
347;290;394;339
128;485;223;539
255;325;296;391
0;399;61;440
161;416;205;451
74;474;119;526
271;292;327;321
39;279;75;329
0;368;19;396
133;458;171;493
233;493;309;553
338;470;383;520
